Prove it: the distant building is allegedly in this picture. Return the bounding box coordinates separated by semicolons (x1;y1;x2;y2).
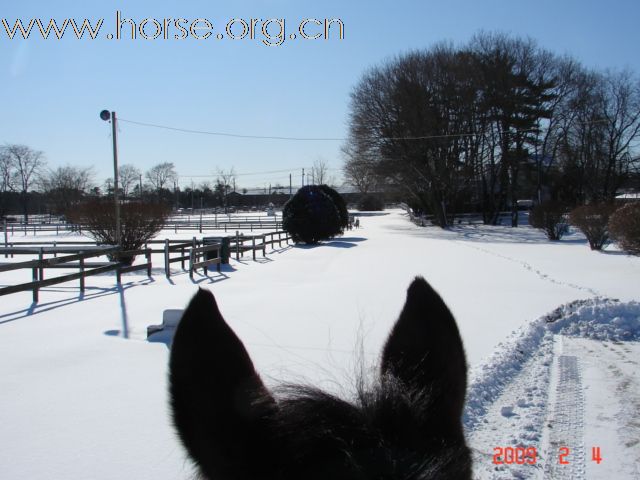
224;184;384;208
615;192;640;203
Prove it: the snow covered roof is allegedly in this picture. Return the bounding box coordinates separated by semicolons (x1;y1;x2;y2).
616;192;640;200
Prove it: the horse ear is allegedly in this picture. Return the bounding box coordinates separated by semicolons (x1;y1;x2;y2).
380;277;467;439
169;289;277;480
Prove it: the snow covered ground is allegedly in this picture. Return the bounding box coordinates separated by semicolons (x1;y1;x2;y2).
1;209;638;479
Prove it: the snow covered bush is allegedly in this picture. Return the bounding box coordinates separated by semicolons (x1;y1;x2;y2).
358;194;384;211
608;202;640;255
283;185;343;244
569;203;617;250
529;201;569;240
67;199;170;265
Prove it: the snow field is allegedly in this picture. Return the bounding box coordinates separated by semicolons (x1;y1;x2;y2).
1;209;639;479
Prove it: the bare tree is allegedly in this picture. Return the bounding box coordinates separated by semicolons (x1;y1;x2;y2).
0;149;12;192
598;70;640;199
216;167;236;212
39;165;94;214
310;158;334;185
217;167;236;191
4;144;45;222
342;143;378;194
146;162;177;192
553;69;640;203
103;178;114;196
0;148;14;217
118;164;141;198
345;31;639;226
347;44;481;227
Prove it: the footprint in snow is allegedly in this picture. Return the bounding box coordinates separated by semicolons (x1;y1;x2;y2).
501;406;517;417
517;398;532;408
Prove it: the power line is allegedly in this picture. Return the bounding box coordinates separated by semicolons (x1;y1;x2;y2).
119;116;611;142
118;118;346;141
181;168;301;178
119;117;495;141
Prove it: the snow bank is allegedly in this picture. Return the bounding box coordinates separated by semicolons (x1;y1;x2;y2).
465;298;640;430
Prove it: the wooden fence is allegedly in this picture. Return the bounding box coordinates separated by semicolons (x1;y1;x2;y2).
0;230;292;301
2;216;282;238
231;231;292;261
0;246;151;302
189;243;222;279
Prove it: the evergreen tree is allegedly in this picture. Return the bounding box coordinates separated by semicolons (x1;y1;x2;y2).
283;185;343;244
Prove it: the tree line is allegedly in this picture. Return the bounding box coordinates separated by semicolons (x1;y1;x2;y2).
0;147;245;221
343;32;640;227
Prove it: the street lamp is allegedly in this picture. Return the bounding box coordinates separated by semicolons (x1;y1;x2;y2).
100;110;121;245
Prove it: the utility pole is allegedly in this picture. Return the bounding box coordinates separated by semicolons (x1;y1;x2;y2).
302;168;305;187
100;110;121;245
289;173;292;198
139;174;143;198
111;112;120;244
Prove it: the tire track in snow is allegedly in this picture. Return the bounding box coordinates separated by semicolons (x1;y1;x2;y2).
543;355;586;479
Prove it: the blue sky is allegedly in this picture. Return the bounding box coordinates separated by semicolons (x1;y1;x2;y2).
2;0;640;190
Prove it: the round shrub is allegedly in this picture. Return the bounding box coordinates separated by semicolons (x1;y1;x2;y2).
529;201;569;240
358;194;384;211
317;184;349;229
608;203;640;255
283;185;343;244
569;203;617;250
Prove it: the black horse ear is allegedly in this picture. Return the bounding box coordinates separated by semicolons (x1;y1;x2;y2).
381;277;467;439
169;289;277;480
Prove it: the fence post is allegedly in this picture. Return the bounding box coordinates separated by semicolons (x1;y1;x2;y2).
262;235;266;257
32;266;38;302
252;237;256;261
188;248;194;279
164;238;170;278
146;249;152;277
79;256;85;292
235;231;240;260
3;219;7;258
38;248;44;282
